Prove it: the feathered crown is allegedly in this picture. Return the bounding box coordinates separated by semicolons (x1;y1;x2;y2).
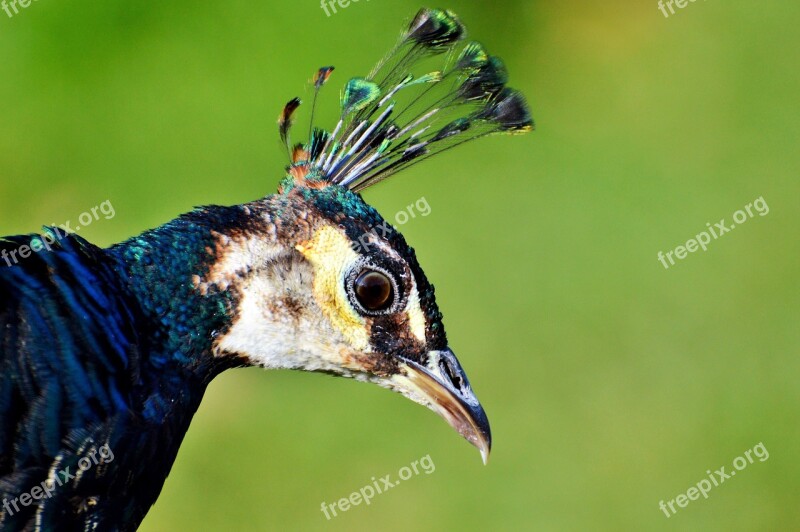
278;8;534;192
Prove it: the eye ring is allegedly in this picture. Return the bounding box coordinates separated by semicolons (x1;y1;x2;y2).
345;261;405;316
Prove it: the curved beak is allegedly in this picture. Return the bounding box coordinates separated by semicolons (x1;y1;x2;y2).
390;348;492;464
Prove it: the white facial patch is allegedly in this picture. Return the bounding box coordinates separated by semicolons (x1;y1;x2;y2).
193;230;282;296
210;237;363;372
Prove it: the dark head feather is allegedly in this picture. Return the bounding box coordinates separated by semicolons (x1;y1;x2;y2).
278;97;302;155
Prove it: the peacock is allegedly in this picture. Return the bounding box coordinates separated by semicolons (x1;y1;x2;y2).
0;8;533;530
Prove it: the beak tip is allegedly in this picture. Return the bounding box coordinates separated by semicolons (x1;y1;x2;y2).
476;428;491;465
480;446;490;466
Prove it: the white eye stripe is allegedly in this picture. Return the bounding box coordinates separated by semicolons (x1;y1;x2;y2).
404;285;427;342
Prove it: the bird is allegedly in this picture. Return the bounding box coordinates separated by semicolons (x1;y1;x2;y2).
0;8;533;531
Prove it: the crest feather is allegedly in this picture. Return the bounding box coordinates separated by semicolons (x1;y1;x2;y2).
278;8;534;192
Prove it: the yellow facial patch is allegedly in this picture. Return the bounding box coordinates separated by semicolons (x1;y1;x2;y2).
295;226;369;351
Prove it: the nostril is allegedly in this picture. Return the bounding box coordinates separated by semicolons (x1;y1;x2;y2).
439;357;464;391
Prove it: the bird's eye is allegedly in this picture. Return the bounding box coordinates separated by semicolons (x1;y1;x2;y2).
353;270;394;311
345;260;406;316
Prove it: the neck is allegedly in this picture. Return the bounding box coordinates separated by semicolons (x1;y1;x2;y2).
109;203;260;382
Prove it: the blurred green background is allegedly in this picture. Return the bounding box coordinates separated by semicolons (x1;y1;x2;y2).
1;0;798;530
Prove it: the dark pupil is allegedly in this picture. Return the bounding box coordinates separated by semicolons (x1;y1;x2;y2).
354;270;393;311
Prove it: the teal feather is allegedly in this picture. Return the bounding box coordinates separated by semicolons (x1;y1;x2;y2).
341;78;382;115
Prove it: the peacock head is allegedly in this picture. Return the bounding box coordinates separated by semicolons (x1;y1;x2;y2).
203;8;534;463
